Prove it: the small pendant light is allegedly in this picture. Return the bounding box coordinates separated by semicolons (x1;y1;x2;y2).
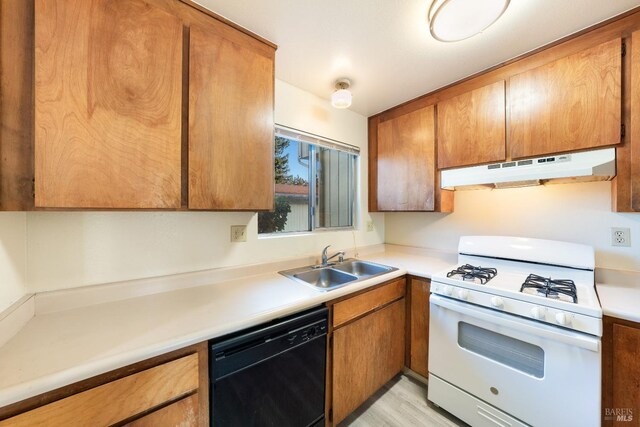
331;79;352;109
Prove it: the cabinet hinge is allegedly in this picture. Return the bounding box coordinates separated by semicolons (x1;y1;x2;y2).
621;123;626;138
32;178;35;198
622;42;626;57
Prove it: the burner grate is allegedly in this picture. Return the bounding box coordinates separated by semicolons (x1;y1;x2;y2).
446;264;497;285
520;274;577;303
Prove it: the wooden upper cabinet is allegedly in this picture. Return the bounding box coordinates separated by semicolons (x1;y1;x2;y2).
437;81;506;169
510;38;622;159
377;106;436;211
631;31;640;212
34;0;183;208
188;24;275;210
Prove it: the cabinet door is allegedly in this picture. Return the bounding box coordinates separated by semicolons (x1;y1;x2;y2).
377;106;435;211
437;81;506;169
34;0;183;208
332;298;405;424
611;323;640;427
409;278;430;378
510;38;622;159
189;24;274;210
632;31;640;212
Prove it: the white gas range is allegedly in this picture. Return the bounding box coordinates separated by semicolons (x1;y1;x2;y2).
428;236;602;427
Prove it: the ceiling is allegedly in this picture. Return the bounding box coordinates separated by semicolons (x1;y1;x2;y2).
194;0;639;117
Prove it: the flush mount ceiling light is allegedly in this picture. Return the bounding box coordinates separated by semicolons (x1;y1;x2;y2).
428;0;510;42
331;79;352;109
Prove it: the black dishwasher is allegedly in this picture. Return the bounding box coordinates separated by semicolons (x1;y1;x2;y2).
210;306;328;427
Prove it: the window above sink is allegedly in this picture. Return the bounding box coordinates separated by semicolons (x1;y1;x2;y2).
258;126;359;236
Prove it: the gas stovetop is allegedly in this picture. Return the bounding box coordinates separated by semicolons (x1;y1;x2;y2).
520;274;577;303
446;264;497;284
431;236;602;336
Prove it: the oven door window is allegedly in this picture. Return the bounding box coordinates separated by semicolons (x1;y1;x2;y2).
458;321;545;378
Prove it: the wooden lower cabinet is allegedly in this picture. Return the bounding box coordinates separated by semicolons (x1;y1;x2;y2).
603;315;640;427
126;394;199;427
0;343;209;427
408;277;430;378
329;280;406;425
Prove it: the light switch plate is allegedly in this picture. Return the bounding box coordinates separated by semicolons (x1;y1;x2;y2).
611;227;631;247
231;225;247;242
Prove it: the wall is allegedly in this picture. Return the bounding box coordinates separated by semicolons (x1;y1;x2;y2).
385;181;640;271
25;80;384;293
0;213;28;313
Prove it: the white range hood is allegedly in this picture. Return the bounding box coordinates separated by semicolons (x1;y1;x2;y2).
441;147;616;190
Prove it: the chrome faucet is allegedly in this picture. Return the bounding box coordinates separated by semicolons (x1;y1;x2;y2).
321;245;345;266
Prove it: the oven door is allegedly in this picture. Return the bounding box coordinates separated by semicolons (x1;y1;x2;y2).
428;293;601;427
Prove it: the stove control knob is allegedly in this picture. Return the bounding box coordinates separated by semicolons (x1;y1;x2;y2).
490;296;504;308
457;289;469;300
444;286;454;296
555;312;572;326
531;306;546;320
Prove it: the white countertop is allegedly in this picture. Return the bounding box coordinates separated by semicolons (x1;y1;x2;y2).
596;268;640;323
0;246;455;408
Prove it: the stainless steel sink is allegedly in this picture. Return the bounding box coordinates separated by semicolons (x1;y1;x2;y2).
293;268;358;290
280;259;398;291
333;260;393;277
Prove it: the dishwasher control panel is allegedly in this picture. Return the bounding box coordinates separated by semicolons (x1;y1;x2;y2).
286;320;327;347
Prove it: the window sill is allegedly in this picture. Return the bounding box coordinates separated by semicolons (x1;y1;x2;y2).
258;227;355;239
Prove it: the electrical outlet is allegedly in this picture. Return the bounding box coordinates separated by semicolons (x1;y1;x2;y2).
366;221;374;232
611;227;631;247
231;225;247;242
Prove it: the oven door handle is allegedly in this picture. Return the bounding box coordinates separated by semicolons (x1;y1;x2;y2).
430;294;600;352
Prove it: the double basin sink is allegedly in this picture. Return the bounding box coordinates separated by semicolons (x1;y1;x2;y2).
280;259;398;291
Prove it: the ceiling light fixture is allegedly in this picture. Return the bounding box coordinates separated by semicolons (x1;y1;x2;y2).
331;79;352;109
428;0;510;42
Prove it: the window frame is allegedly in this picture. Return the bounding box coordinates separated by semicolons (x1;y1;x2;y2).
258;125;359;236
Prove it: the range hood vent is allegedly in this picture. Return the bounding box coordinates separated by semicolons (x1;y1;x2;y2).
441;148;616;190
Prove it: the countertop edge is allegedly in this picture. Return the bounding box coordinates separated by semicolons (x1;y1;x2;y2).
0;267;411;408
6;245;636;410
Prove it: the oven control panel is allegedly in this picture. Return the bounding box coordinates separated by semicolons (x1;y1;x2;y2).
430;282;601;336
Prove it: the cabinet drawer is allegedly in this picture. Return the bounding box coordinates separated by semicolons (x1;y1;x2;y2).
124;394;199;427
0;353;199;427
333;278;405;328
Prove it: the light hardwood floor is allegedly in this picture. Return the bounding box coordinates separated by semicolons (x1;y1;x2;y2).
339;374;468;427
